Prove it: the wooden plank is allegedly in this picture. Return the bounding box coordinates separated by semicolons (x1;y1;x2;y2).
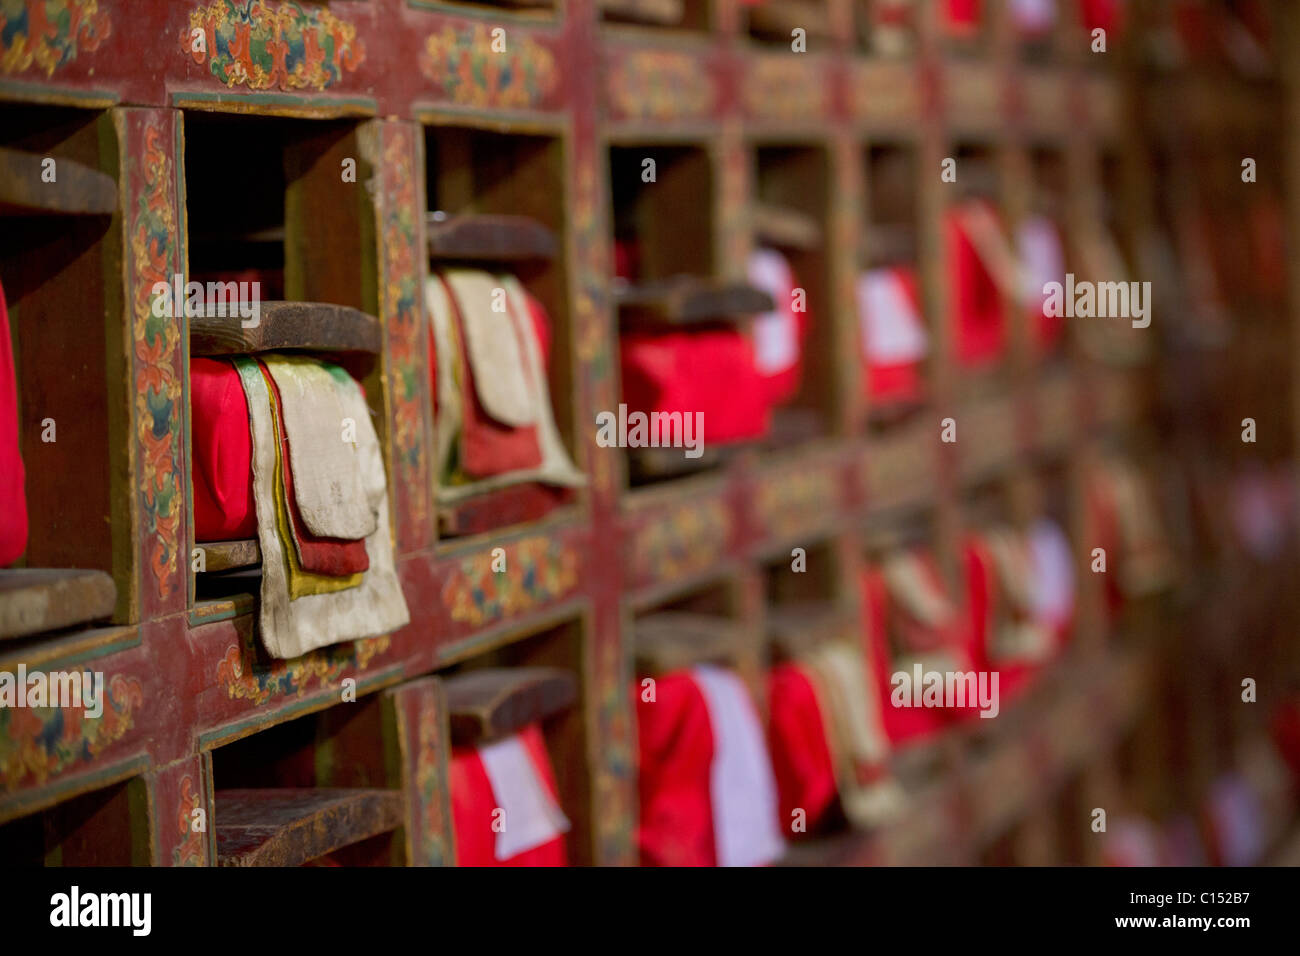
214;789;403;867
195;539;261;573
634;612;745;673
0;147;116;218
752;202;822;251
189;301;382;356
863;223;918;268
748;0;833;41
444;667;577;745
766;602;855;656
627;444;729;484
427;214;558;263
616;277;773;328
437;484;572;538
0;569;117;641
599;0;683;25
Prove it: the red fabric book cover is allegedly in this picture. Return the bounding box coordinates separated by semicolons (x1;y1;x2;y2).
449;724;568;867
0;281;26;567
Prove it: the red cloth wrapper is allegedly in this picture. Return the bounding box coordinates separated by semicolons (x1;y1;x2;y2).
449;723;568;867
860;568;951;746
1079;0;1123;35
946;205;1007;369
767;661;838;833
747;247;809;407
191;357;257;542
860;266;927;405
963;536;1039;701
636;671;718;867
620;330;771;446
945;0;983;35
0;281;26;567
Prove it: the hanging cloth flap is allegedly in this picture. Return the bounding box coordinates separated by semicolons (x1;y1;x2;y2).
983;527;1054;662
1028;518;1075;629
425;274;466;477
881;550;954;633
956;200;1025;299
235;357;409;660
859;266;929;364
802;641;900;827
425;271;585;499
444;269;537;428
479;730;571;861
263;355;377;541
261;362;370;578
690;664;786;868
747;247;800;376
881;550;965;674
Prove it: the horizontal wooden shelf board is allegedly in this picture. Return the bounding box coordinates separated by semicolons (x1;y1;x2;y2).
626;444;732;484
634;612;744;673
598;0;684;26
445;667;577;745
616;276;773;326
215;788;403;867
747;0;833;40
0;147;116;218
766;602;856;655
190;301;382;356
0;623;138;672
759;407;826;450
196;539;261;573
0;568;117;642
752;201;822;250
427;213;558;262
437;484;574;539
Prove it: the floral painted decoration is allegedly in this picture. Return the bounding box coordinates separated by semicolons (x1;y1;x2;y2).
182;0;365;92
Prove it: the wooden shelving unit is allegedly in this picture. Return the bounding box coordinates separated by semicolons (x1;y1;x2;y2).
0;0;1293;868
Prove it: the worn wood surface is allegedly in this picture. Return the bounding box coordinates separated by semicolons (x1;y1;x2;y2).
195;539;261;573
765;602;855;657
617;277;772;328
214;789;404;867
747;0;833;41
634;612;744;673
599;0;684;25
444;667;577;745
438;484;572;538
0;569;117;641
0;147;116;218
752;201;822;251
618;282;767;323
427;214;558;262
189;301;382;356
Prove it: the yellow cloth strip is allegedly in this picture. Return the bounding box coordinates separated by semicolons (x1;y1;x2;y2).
261;364;364;600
